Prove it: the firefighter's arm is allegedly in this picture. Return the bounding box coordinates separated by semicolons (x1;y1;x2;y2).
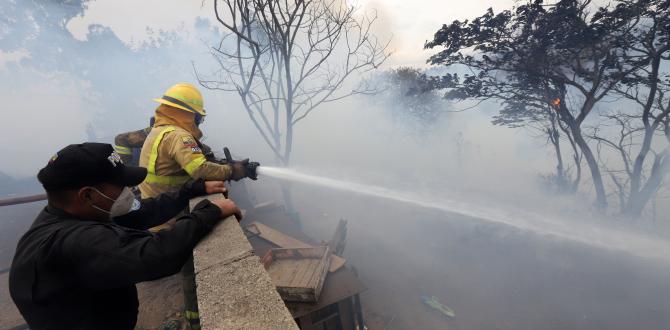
114;134;134;164
168;132;234;181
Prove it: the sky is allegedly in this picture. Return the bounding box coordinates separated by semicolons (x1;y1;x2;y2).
66;0;518;67
354;0;517;66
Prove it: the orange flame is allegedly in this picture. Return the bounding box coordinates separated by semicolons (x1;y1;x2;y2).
551;98;561;107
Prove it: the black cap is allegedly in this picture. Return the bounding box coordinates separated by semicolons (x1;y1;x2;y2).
37;143;147;191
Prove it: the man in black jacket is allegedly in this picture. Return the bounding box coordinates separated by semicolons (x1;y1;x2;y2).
9;142;242;330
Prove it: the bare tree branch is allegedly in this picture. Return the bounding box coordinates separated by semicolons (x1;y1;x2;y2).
196;0;390;165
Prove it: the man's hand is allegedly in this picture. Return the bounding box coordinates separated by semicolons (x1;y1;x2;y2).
209;198;243;221
230;159;250;181
204;181;228;198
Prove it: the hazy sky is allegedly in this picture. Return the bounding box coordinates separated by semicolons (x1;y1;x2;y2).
0;0;602;191
354;0;517;66
67;0;517;66
60;0;556;194
0;0;567;181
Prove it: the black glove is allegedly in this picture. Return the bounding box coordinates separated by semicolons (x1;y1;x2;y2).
224;148;259;181
230;159;250;181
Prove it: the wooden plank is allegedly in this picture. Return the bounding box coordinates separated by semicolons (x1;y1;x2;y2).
268;260;296;286
312;251;330;302
328;219;347;256
253;222;311;248
329;257;346;273
285;269;367;319
246;225;260;235
304;259;320;288
294;259;316;288
262;247;331;302
251;222;346;272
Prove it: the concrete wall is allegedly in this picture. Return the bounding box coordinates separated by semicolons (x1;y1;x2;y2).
190;194;299;330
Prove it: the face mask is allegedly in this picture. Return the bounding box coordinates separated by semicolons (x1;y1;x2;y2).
194;113;205;127
89;186;140;218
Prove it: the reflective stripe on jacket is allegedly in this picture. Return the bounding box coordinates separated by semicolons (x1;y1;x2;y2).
138;125;232;198
114;127;151;166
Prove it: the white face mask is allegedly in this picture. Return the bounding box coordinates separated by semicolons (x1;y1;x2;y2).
89;186;141;218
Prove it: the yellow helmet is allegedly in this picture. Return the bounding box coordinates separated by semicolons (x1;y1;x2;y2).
153;83;206;116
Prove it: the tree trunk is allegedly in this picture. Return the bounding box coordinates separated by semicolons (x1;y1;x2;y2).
571;125;608;209
570;148;582;194
628;52;664;210
279;47;301;227
621;51;668;216
627;128;655;208
559;120;581;193
558;97;607;208
549;114;566;188
553;138;565;185
278;156;301;227
279;182;301;226
624;152;668;216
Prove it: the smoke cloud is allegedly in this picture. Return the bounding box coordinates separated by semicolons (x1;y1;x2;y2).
1;1;669;329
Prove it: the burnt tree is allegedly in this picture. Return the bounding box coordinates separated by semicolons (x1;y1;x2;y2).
589;0;670;216
377;67;448;130
425;0;644;210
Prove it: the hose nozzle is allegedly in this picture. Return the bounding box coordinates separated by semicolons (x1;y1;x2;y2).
223;147;260;180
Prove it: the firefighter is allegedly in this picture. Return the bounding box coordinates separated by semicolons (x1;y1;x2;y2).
9;143;241;330
138;82;256;329
138;82;254;199
114;117;154;165
115;117;217;166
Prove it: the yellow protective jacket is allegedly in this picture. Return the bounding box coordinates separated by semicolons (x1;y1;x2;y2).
138;105;233;198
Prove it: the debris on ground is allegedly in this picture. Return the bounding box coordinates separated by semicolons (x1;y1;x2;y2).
247;222;346;272
421;295;455;318
262;246;331;302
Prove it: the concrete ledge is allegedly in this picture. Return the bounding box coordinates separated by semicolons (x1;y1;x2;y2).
190;194;298;330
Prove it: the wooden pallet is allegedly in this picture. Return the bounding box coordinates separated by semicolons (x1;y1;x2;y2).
248;222;346;272
262;246;331;303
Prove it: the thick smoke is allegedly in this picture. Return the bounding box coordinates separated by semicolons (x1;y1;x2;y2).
1;1;669;329
0;0;248;178
1;0;667;262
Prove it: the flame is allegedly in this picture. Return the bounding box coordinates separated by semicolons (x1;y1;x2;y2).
551;98;561;107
